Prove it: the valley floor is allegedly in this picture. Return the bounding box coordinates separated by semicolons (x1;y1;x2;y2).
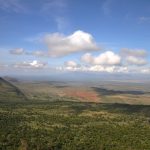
0;78;150;150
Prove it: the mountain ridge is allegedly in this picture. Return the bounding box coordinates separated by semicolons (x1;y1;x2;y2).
0;77;27;102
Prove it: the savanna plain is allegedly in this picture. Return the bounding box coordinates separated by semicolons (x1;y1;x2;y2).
0;77;150;150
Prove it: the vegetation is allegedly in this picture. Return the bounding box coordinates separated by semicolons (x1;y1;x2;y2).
0;77;27;102
0;100;150;150
0;78;150;149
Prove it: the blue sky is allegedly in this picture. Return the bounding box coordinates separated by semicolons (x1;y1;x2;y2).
0;0;150;75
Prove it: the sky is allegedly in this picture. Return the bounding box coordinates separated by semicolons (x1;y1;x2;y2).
0;0;150;76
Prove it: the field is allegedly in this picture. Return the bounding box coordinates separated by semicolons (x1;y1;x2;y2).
0;77;150;150
14;79;150;105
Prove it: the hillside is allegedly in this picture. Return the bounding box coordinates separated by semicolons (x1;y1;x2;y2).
0;77;27;102
0;101;150;150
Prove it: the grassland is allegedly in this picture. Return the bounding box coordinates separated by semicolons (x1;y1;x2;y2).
0;77;150;150
14;79;150;105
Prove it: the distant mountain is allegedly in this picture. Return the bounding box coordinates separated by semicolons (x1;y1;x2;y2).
0;77;27;102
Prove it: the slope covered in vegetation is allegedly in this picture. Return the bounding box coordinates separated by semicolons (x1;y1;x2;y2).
0;77;27;102
0;100;150;150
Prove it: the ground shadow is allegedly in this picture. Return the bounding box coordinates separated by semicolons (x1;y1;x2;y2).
101;103;150;117
68;101;150;117
55;85;69;88
92;87;150;96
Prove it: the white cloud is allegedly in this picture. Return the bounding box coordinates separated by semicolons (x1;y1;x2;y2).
58;58;128;73
64;61;78;68
59;63;129;73
81;51;121;65
11;30;99;57
44;30;99;57
81;53;93;64
126;56;147;66
121;48;148;66
14;60;47;69
88;65;115;73
87;65;128;73
140;68;150;74
9;48;24;55
61;60;81;71
121;48;147;57
58;63;150;74
10;49;47;57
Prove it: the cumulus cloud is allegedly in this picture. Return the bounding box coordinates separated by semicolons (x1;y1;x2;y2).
121;48;148;66
126;56;147;66
58;58;128;73
121;48;147;57
61;60;81;71
81;53;93;64
13;60;47;69
140;68;150;74
10;48;24;55
59;63;129;73
86;65;128;73
81;51;121;65
58;62;150;74
10;49;47;57
64;61;78;68
44;30;99;57
10;30;99;57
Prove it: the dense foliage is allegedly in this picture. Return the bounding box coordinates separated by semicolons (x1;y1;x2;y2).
0;100;150;150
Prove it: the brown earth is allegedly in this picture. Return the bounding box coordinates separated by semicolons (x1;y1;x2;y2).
63;88;100;103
